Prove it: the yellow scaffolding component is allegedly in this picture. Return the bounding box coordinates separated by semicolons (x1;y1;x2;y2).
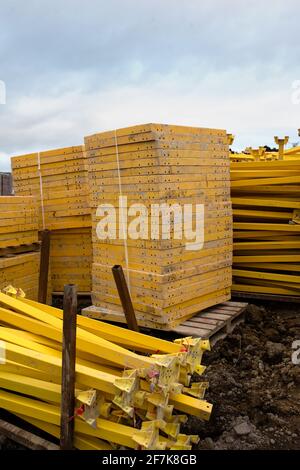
15;414;113;450
231;156;300;296
0;294;212;449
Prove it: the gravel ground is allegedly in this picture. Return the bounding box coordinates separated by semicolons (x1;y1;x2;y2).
185;302;300;450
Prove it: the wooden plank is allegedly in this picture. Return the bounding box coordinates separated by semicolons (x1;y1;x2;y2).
182;316;220;326
172;325;209;337
172;301;248;342
0;242;40;257
183;320;217;330
200;312;232;321
0;418;59;450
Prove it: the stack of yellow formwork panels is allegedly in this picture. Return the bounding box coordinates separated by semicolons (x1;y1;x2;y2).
50;228;92;293
0;196;40;300
11;146;91;230
0;293;212;450
0;253;40;300
0;196;38;248
11;147;92;293
231;159;300;296
84;123;232;329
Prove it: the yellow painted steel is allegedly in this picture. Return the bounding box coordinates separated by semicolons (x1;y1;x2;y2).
0;294;213;449
84;123;232;329
0;196;40;301
50;228;92;293
233;269;300;284
15;414;113;450
0;293;152;369
20;298;183;355
231;157;300;296
0;390;138;448
0;196;38;248
11;145;91;231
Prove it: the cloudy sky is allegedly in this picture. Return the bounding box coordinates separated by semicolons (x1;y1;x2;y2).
0;0;300;171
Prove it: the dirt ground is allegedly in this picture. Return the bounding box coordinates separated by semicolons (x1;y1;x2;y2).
185;301;300;450
1;301;299;451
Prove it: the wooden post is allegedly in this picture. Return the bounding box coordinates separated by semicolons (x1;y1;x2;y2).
60;284;77;450
38;229;50;304
112;265;139;332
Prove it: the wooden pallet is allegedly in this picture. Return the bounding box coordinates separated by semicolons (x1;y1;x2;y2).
171;301;248;345
82;300;248;345
0;242;41;257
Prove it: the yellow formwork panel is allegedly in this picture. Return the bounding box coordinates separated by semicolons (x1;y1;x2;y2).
84;123;232;329
11;145;91;231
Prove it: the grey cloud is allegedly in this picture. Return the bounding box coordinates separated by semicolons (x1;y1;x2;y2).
0;0;300;171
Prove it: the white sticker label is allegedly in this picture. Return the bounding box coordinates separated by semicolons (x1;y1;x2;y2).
0;340;6;364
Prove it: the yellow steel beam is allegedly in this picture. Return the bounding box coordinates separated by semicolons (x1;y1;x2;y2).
233;209;291;220
0;293;152;369
233;222;300;232
0;371;65;404
20;298;182;355
0;339;121;395
0;389;137;448
232;197;300;209
233;262;300;272
0;308;120;371
231;175;300;188
233;255;300;263
233;241;300;250
15;414;113;450
232;283;300;296
233;269;300;284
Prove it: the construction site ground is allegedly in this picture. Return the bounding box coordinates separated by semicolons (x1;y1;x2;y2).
188;301;300;450
0;301;299;451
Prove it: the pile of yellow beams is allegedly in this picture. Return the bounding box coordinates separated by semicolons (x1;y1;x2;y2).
50;228;92;293
11;146;91;231
84;123;232;329
231;159;300;296
0;196;38;248
0;196;40;301
0;293;212;450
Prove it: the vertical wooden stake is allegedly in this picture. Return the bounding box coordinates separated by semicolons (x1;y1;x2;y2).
112;265;139;332
60;284;77;450
38;229;50;304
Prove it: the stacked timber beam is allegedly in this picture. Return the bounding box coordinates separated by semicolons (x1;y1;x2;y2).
84;123;232;329
0;196;40;300
0;293;212;450
231;159;300;296
11;146;92;294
